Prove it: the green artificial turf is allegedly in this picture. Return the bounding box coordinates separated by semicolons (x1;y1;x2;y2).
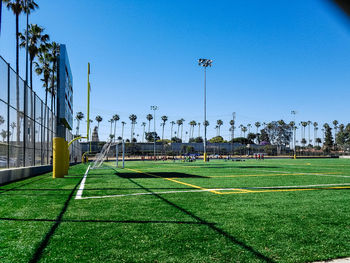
1;159;350;262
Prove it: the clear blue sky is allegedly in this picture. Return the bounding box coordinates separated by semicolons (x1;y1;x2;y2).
1;0;350;142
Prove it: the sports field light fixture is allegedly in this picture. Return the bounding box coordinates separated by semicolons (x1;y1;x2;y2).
198;58;213;162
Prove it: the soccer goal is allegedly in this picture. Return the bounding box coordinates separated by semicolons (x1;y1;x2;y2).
90;140;126;170
90;140;113;169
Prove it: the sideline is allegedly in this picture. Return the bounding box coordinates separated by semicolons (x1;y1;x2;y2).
76;183;350;200
75;165;90;199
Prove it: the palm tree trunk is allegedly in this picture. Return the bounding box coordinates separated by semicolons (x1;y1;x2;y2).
30;59;33;89
77;120;80;135
113;122;117;142
131;125;133;141
162;124;165;140
181;125;183;140
148;121;151;133
143;126;145;142
170;124;173;139
122;124;124;141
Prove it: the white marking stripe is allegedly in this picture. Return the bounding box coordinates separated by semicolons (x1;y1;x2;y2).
75;165;90;199
76;183;350;200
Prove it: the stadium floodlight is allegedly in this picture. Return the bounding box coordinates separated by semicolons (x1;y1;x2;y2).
198;58;213;162
150;105;158;160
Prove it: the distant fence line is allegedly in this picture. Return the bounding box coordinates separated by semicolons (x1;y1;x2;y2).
80;141;294;156
0;56;80;169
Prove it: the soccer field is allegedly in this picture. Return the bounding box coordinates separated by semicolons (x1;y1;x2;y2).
1;159;350;262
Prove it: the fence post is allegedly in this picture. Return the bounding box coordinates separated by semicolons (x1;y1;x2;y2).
33;92;36;166
23;81;27;166
7;63;10;168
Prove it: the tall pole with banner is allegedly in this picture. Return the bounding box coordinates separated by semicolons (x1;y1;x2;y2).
53;45;73;178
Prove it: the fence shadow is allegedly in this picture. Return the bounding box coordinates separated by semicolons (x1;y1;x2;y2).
116;172;208;179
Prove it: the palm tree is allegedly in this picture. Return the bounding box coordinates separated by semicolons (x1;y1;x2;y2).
289;121;296;149
242;126;247;138
18;24;49;89
47;42;60;113
197;122;201;137
300;121;308;146
146;114;153;133
307;121;312;145
255;122;261;134
129;114;137;141
10;122;16;141
180;118;185;140
176;119;182;138
189;120;197;138
170;121;175;139
4;0;38;145
108;119;113;137
239;124;243;137
112;114;120;141
313;122;318;146
216;120;223;136
230;120;235;141
34;50;52;108
247;123;252;134
161;115;168;140
75;112;84;135
95;115;103;130
3;0;38;76
0;116;4;128
141;122;146;142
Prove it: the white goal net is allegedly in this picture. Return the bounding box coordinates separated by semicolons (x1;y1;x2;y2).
90;140;113;169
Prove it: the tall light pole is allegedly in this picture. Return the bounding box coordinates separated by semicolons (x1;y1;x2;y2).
198;58;212;162
291;110;297;159
151;105;158;160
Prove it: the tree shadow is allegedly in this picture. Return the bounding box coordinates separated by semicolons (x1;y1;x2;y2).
116;172;208;179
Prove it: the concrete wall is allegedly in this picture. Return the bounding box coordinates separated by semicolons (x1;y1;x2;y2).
0;165;52;185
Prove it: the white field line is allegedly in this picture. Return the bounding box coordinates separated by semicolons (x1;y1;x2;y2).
76;183;350;200
75;165;90;200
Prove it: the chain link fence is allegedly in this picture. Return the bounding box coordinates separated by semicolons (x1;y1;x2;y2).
0;56;80;169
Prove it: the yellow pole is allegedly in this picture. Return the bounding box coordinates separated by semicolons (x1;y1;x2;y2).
87;63;90;141
53;137;66;178
68;136;87;147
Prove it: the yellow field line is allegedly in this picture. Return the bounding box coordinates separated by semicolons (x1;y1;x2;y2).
209;173;301;178
219;186;350;195
125;168;227;194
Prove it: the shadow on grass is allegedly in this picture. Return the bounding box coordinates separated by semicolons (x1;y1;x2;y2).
0;217;210;225
28;177;83;263
116;172;208;179
126;177;276;263
0;176;48;195
202;166;280;169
